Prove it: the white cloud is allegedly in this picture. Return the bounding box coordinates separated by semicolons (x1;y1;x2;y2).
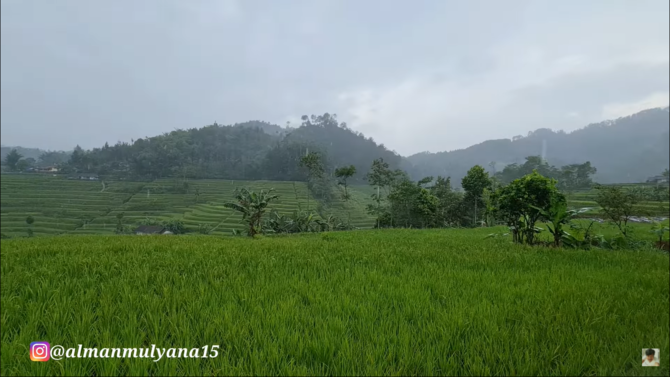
1;0;669;154
333;1;670;155
601;92;670;120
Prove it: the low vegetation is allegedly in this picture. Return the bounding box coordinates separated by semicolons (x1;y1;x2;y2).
2;231;668;376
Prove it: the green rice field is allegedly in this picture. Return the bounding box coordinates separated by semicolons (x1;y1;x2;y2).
1;229;668;376
1;175;667;238
0;175;377;237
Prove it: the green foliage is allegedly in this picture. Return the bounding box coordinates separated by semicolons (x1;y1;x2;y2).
136;217;184;234
461;165;492;226
299;151;335;206
37;150;70;167
299;152;325;179
197;223;213;234
193;186;201;203
24;216;36;237
262;210;355;234
430;176;466;227
16;158;35;171
381;177;439;228
113;225;134;235
650;220;670;243
530;195;591;247
115;212;125;233
461;165;491;197
162;219;185;234
263;210;318;234
557;161;597;193
2;232;669;376
224;188;279;237
365;158;405;228
334;165;356;199
489;171;562;245
638;184;670;204
594;184;645;237
4;149;23;171
59;113;401;182
492;157;597;193
365;158;402;193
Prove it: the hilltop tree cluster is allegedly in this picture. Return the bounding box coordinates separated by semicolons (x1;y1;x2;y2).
29;114;402;182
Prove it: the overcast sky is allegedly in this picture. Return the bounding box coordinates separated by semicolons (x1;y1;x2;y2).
1;0;668;155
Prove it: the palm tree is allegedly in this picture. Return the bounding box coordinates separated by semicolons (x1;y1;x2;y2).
224;188;279;237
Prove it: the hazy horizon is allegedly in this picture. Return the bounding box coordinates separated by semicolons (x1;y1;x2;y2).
1;104;668;156
2;0;669;155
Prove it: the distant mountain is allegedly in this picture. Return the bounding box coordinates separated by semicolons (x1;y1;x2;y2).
402;107;670;184
5;107;667;183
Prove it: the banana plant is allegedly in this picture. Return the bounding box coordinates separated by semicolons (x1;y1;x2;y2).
224;188;279;237
531;198;591;247
650;220;670;244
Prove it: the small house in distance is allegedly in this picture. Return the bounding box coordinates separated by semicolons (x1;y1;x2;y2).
646;175;669;184
36;166;59;173
68;173;100;180
134;225;173;235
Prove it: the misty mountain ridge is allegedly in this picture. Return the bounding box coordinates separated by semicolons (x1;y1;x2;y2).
2;107;668;184
403;106;669;183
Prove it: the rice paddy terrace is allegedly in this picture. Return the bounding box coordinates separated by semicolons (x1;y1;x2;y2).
0;174;377;237
1;174;666;237
564;184;669;218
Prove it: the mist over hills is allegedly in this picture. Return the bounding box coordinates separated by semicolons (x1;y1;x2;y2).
403;107;669;183
2;107;668;183
0;145;49;161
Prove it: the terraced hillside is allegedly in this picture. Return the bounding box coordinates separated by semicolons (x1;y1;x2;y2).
565;185;669;218
1;175;132;237
318;184;379;229
2;174;665;237
0;175;377;237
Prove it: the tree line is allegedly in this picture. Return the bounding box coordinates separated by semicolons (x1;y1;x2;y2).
2;114;402;182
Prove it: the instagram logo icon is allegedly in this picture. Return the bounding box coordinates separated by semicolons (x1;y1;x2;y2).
30;342;50;362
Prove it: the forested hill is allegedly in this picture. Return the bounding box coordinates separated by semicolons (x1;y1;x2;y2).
4;108;668;183
50;114;402;181
403;107;670;183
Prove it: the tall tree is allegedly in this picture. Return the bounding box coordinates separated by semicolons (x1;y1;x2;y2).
594;185;644;237
365;158;403;228
4;149;23;171
461;165;492;226
334;165;356;199
430;176;465;226
299;152;325;210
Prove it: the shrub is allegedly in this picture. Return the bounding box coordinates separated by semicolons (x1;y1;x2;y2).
489;171;562;245
197;223;214;234
594;184;644;237
162;219;185;234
